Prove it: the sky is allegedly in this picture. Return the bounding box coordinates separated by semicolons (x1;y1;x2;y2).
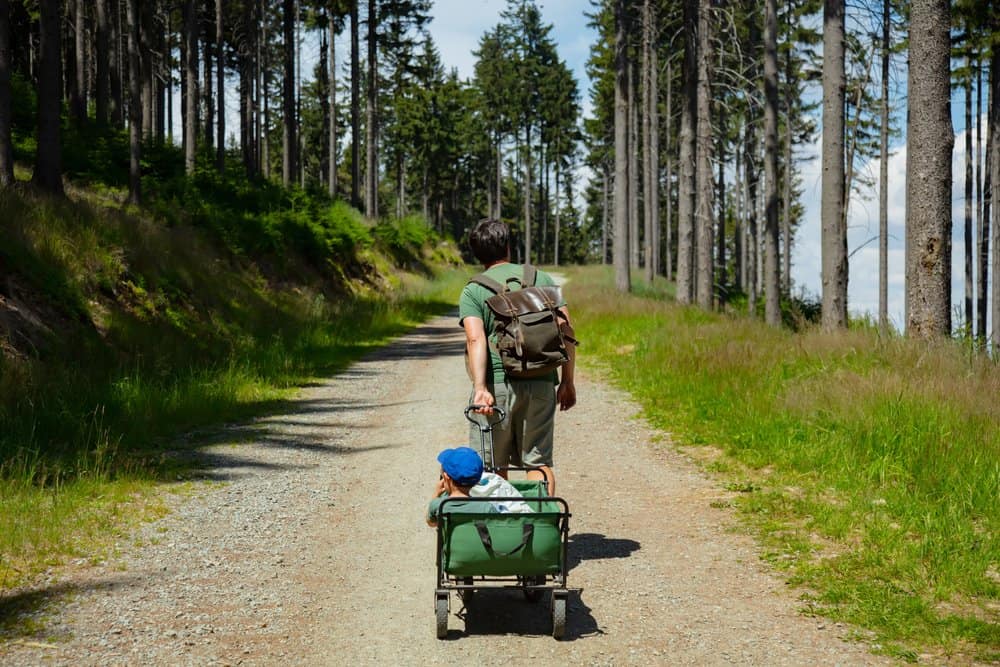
427;1;994;333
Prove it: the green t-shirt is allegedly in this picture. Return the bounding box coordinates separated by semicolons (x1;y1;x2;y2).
427;495;499;523
458;263;564;386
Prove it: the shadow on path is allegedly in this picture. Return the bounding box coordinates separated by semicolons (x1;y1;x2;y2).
454;589;601;641
0;574;141;644
567;533;641;571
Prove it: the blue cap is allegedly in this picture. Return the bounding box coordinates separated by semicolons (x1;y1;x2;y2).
437;447;484;486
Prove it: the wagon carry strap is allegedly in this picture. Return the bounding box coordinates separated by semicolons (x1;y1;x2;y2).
474;522;534;557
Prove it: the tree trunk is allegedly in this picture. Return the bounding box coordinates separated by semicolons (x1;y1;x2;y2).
554;162;561;266
183;0;198;175
262;6;270;178
602;165;609;264
107;0;122;127
716;110;726;294
990;38;999;351
782;26;793;296
980;70;991;343
94;0;108;126
350;1;360;207
125;0;140;204
878;0;889;330
763;0;780;326
523;123;532;263
820;0;847;329
664;55;673;281
628;58;639;271
745;112;760;313
905;0;953;339
495;136;502;218
32;0;62;193
695;0;714;310
613;0;631;292
676;0;697;304
215;0;224;171
365;0;378;218
734;127;742;292
328;14;337;198
140;2;153;140
203;11;213;149
282;0;295;186
72;0;87;124
965;58;974;332
0;0;12;186
642;0;658;283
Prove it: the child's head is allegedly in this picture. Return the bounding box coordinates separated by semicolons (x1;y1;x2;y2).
437;446;484;491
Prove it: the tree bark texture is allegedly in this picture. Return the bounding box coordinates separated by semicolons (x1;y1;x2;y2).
965;60;973;332
94;0;109;126
878;0;889;330
981;75;992;344
990;41;1000;350
328;15;337;198
820;0;847;329
628;59;639;270
365;0;378;218
676;0;698;304
905;0;953;339
664;56;673;281
613;0;631;293
695;0;714;310
125;0;141;204
216;0;224;171
976;63;987;341
642;0;657;283
32;0;62;193
109;0;123;127
72;0;87;124
350;2;360;207
763;0;780;326
282;0;296;186
0;0;12;186
184;0;198;175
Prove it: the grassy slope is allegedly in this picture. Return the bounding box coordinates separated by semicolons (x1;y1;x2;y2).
564;265;999;662
0;159;466;597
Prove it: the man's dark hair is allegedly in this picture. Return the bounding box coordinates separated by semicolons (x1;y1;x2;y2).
468;218;510;264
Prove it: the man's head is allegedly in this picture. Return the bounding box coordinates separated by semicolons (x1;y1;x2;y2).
468;218;510;265
437;446;484;489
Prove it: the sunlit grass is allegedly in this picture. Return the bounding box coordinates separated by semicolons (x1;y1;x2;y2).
0;180;466;594
564;264;999;660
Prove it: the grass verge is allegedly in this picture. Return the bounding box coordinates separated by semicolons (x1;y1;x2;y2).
0;179;467;597
564;265;999;663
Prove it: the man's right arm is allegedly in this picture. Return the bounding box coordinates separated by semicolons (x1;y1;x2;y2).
462;316;494;414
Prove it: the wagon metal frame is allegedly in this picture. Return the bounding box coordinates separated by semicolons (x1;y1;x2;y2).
432;406;572;639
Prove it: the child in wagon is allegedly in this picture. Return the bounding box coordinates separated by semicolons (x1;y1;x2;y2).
426;447;531;527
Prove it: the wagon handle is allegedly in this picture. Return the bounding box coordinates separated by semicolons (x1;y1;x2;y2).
464;405;506;431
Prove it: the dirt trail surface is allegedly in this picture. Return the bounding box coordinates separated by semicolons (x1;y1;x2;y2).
1;313;892;666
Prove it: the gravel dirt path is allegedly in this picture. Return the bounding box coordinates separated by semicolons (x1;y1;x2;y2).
1;313;892;666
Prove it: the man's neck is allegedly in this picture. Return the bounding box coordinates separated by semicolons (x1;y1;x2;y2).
483;258;511;270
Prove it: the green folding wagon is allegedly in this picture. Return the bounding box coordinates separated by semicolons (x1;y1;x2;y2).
432;407;572;639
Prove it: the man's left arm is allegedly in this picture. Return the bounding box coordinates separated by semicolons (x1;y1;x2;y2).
557;305;576;411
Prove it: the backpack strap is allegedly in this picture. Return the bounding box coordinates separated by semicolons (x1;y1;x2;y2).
522;264;538;287
468;273;506;294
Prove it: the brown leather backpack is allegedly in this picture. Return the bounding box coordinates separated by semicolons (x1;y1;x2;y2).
468;265;578;379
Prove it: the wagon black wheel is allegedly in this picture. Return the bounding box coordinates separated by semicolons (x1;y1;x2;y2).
523;575;545;602
435;593;449;639
551;592;567;640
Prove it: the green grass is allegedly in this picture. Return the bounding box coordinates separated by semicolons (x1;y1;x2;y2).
0;167;466;596
564;265;999;662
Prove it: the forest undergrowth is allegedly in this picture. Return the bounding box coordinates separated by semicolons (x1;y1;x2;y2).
0;134;466;594
566;265;999;663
